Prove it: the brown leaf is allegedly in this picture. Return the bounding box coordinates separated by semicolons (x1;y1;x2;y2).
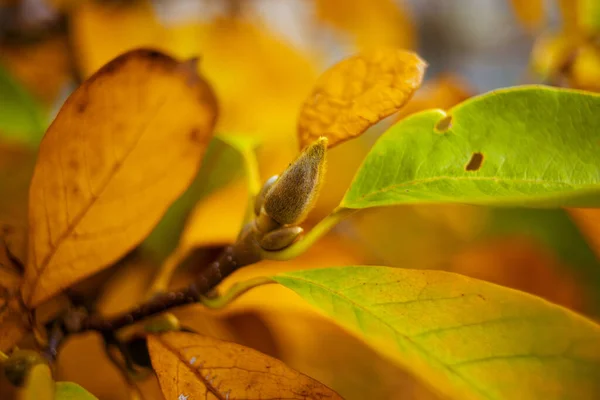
297;49;426;149
147;332;342;400
21;49;218;308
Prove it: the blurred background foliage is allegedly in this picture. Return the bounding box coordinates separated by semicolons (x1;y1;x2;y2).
1;0;600;399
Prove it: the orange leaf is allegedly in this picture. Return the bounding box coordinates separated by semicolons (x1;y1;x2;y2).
147;331;342;400
297;49;426;149
21;49;218;308
508;0;545;32
315;0;415;50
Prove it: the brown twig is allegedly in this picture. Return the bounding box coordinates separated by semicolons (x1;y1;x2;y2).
44;223;262;359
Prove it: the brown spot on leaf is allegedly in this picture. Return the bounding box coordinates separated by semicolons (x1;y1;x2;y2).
76;100;88;114
435;114;452;132
68;159;79;170
465;152;484;171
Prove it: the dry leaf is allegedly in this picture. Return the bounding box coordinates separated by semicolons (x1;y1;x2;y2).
147;331;342;400
21;49;218;308
297;49;426;149
569;208;600;259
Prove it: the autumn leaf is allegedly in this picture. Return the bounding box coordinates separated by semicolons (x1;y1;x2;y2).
342;86;600;209
273;266;600;399
508;0;545;32
297;49;426;149
21;49;218;308
147;331;342;400
314;0;415;50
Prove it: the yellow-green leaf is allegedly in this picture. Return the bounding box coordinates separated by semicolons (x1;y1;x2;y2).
147;331;342;400
297;49;426;149
342;86;600;209
20;363;55;400
55;382;98;400
273;266;600;400
21;49;218;308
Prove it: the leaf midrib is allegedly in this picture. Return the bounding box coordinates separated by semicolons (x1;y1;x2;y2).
154;336;226;400
27;96;169;305
347;174;594;205
279;274;494;400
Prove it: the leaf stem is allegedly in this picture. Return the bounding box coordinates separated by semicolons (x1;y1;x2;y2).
259;207;357;261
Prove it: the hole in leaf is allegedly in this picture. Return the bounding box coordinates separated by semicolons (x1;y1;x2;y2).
435;115;452;132
465;152;484;171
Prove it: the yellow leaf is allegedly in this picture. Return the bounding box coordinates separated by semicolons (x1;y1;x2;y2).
297;49;426;149
180;180;247;250
508;0;545;31
71;0;163;77
569;43;600;91
21;49;218;308
20;363;55;400
56;332;162;400
147;331;342;400
530;32;577;82
569;208;600;260
175;235;442;399
315;0;415;49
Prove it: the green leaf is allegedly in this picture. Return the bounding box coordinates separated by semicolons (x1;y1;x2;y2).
341;86;600;209
0;63;46;146
273;266;600;400
55;382;98;399
141;134;257;261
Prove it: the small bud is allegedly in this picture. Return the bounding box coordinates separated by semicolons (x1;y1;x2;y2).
3;349;47;387
263;137;327;225
254;175;279;216
144;312;181;333
259;226;303;251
